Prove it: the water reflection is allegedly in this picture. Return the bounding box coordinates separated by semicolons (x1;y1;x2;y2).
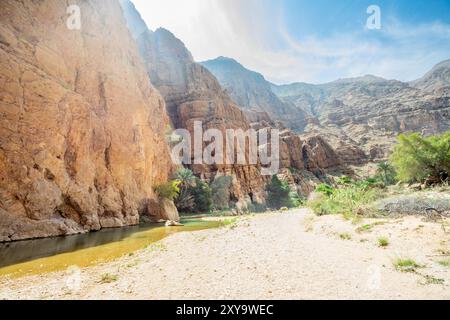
0;223;164;268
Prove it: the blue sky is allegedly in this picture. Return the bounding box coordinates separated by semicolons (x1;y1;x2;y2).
132;0;450;84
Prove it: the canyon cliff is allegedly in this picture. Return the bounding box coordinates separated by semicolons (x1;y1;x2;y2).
0;0;172;241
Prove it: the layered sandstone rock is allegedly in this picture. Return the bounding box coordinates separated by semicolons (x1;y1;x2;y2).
201;57;311;132
121;3;269;207
0;0;172;241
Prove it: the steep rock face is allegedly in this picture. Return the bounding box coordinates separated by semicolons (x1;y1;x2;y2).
201;57;311;132
0;0;172;241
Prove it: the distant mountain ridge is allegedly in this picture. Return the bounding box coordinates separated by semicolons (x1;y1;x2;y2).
200;57;310;131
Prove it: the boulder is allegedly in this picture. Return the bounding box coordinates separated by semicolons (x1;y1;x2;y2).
148;198;180;222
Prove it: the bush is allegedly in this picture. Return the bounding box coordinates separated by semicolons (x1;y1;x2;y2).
390;132;450;183
308;183;382;218
154;180;180;201
211;176;232;210
266;176;294;209
315;183;334;196
189;178;213;213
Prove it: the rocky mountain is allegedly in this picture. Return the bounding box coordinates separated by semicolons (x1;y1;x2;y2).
411;59;450;92
273;65;450;163
0;0;172;241
200;57;310;131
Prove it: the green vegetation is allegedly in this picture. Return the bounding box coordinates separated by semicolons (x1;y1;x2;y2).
266;176;291;209
266;175;302;209
339;233;352;240
377;237;389;247
154;180;181;201
174;168;196;212
172;169;212;213
99;273;118;284
376;162;397;186
308;182;381;218
390;132;450;183
315;183;334;196
211;176;232;211
393;258;423;272
189;178;213;213
355;221;386;233
438;259;450;268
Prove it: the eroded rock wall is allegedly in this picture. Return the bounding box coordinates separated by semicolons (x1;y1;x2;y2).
0;0;172;241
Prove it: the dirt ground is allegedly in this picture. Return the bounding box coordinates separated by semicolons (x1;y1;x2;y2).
1;209;449;300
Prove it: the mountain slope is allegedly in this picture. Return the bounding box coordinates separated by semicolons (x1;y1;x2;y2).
273;65;450;162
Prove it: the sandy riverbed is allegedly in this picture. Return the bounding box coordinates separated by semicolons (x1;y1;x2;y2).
0;209;449;300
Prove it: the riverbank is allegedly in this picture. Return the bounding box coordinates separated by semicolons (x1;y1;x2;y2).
1;209;449;299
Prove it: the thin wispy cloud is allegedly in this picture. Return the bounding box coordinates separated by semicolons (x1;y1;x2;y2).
131;0;450;84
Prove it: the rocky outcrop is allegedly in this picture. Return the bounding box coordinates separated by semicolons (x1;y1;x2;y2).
0;0;172;241
302;136;342;172
412;60;450;92
273;67;450;163
120;4;269;207
201;57;311;132
148;198;180;222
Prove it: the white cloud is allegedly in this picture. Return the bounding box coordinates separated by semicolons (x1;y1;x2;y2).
131;0;450;84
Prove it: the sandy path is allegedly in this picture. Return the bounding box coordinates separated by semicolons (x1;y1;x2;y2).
1;209;449;300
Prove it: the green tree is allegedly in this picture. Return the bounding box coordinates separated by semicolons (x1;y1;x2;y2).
175;168;196;188
266;176;292;209
189;178;213;213
390;132;450;183
376;162;397;186
174;168;196;212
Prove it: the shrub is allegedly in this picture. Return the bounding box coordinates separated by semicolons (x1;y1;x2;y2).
189;178;213;213
336;176;352;185
211;176;232;210
308;183;382;218
289;190;305;207
393;258;423;272
378;237;389;247
315;183;334;196
266;176;293;209
154;180;180;201
390;132;450;183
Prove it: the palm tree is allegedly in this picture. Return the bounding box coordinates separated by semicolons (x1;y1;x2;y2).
377;162;392;185
175;168;196;188
174;168;196;212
